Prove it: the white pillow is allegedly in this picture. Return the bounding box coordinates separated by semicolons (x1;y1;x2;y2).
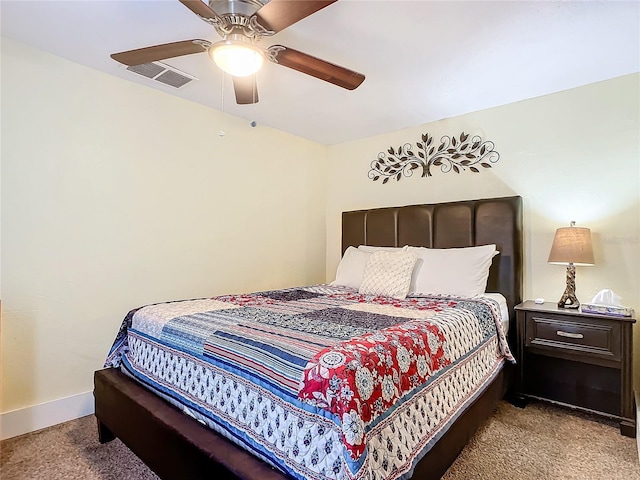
408;244;498;297
357;245;405;253
359;250;418;300
330;246;371;289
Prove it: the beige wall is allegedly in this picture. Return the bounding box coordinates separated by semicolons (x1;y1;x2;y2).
326;74;640;382
2;36;639;416
1;39;327;412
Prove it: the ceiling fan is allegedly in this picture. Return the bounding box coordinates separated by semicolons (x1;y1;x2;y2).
111;0;365;105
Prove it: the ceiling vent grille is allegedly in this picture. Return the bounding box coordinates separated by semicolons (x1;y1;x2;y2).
125;62;197;88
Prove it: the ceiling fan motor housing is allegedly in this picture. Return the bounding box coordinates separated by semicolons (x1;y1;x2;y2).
208;0;272;40
209;0;264;17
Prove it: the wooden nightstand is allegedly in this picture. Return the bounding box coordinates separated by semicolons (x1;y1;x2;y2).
514;300;636;437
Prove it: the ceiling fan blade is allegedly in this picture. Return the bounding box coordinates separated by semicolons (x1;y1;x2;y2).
233;75;259;104
253;0;337;33
268;46;365;90
178;0;222;25
111;40;210;66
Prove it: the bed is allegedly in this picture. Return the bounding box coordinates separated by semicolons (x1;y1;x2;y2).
94;195;522;480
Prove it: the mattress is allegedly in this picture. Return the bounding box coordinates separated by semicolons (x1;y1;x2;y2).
481;293;509;334
106;285;513;480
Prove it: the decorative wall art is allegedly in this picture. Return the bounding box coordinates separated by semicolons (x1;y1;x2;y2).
368;131;500;183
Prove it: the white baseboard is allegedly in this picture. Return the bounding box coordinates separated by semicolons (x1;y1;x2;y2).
0;391;94;440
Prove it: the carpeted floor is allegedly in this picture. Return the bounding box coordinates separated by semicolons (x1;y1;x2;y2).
1;400;639;479
441;401;640;480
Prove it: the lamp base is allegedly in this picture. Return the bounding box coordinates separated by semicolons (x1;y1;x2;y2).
558;298;580;309
557;264;580;309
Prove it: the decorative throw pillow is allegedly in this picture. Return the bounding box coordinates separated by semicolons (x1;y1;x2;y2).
330;246;372;289
359;250;418;299
407;244;498;297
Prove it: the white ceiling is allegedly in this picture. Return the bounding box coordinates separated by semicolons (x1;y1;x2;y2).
2;0;639;145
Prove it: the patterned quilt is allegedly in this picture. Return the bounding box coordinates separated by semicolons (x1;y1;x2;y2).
106;285;513;480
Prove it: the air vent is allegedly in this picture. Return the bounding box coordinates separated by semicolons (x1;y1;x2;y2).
125;61;197;88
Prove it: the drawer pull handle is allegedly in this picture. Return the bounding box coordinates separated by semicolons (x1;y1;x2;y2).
556;330;584;339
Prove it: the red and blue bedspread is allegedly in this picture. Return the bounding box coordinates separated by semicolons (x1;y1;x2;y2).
106;285;513;480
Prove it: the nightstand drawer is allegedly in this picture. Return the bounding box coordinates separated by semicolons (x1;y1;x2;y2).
526;314;621;361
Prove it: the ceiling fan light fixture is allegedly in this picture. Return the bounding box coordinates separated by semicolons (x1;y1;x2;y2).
209;38;264;77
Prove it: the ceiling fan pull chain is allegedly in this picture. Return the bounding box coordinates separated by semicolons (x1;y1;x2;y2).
219;71;226;137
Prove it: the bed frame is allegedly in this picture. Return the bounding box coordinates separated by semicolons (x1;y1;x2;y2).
94;195;522;480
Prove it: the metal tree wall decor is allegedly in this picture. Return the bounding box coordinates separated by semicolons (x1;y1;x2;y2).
368;131;500;183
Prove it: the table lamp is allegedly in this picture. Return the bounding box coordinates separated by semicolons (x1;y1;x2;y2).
547;221;595;309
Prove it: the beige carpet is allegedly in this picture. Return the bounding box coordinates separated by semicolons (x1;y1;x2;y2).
442;401;639;480
1;401;638;479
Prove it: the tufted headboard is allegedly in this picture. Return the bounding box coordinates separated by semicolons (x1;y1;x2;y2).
341;196;523;321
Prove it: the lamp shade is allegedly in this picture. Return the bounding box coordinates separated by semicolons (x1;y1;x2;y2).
209;39;264;77
547;224;595;266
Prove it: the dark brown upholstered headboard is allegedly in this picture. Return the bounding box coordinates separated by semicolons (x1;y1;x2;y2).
341;196;523;320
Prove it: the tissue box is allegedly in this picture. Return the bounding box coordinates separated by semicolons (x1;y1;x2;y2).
581;303;634;317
